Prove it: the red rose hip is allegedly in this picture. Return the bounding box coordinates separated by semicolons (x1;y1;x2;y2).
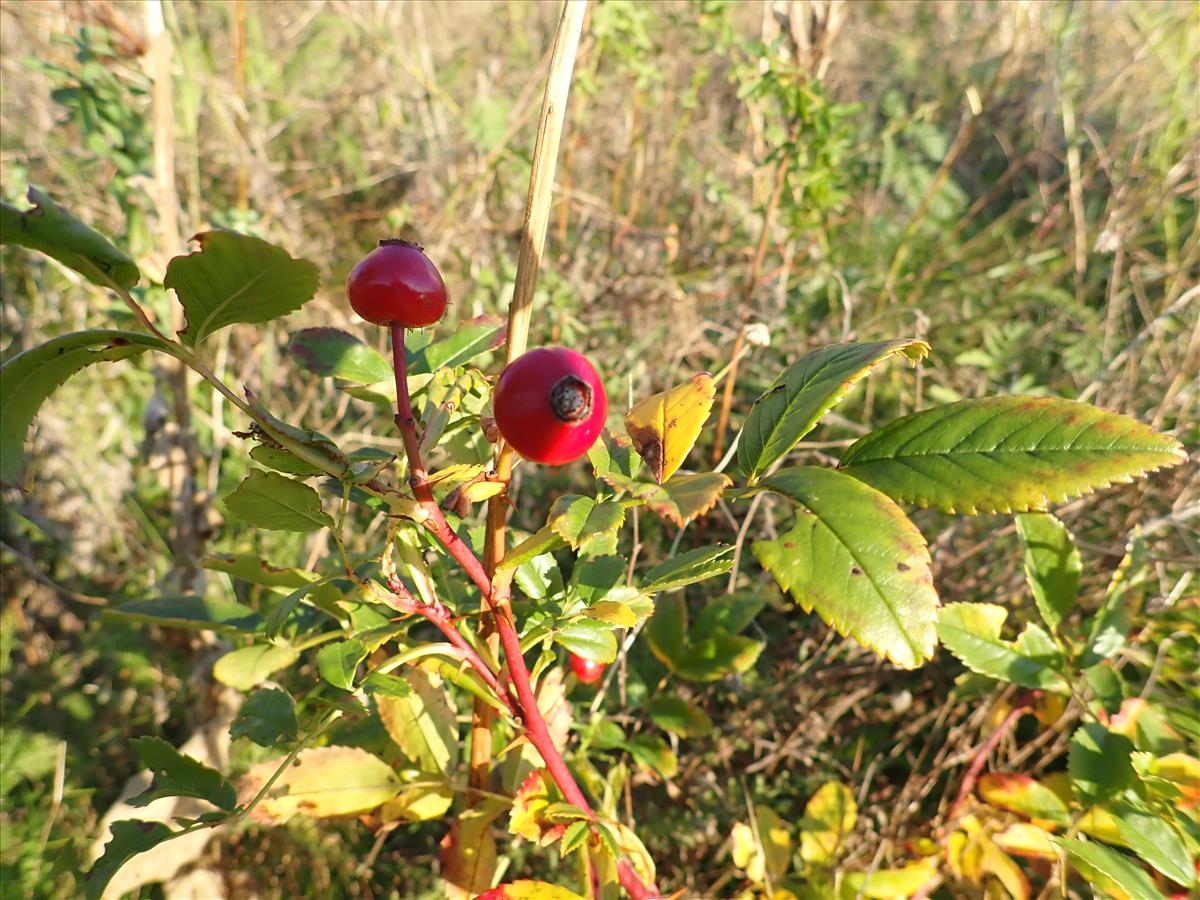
493;347;607;465
569;653;605;685
347;239;448;327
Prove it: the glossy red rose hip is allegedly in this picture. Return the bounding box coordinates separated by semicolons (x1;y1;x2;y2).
347;239;448;327
493;347;607;465
569;653;605;685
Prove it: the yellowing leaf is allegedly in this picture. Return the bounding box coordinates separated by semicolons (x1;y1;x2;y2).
624;373;715;483
994;823;1058;860
477;882;586;900
510;770;566;847
441;805;501;900
731;806;794;885
839;857;938;899
240;747;400;823
378;778;454;822
977;773;1069;827
800;781;857;866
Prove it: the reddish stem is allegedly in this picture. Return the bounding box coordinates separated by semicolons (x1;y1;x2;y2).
618;861;661;900
390;324;492;596
948;693;1036;820
384;580;517;716
389;323;660;899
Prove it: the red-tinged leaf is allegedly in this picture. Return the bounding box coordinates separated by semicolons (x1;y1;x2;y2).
978;773;1070;827
839;396;1185;515
510;770;567;847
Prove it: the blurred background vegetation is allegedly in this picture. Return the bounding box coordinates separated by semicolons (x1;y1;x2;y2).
1;0;1195;897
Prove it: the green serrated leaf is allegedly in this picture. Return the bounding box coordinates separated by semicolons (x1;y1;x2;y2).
129;736;236;810
265;576;343;638
556;619;618;664
248;445;325;477
408;316;503;373
165;231;319;347
548;495;625;556
839;396;1185;514
316;639;367;691
647;695;713;737
498;526;568;573
1;186;140;291
628;733;678;778
231;688;298;746
646;594;688;669
0;330;176;485
85;820;175;900
213;643;298;692
1052;836;1165;900
560;819;591;856
641;545;733;593
1080;531;1149;669
675;630;762;682
223;469;335;532
1015;512;1081;632
105;596;263;633
739;340;929;483
287;327;392;384
203;553;319;589
1071;723;1136;807
360;672;414;699
936;603;1069;691
754;467;938;669
1109;798;1196;887
691;591;764;640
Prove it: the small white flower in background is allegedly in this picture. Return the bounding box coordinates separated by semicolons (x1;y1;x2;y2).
745;322;771;347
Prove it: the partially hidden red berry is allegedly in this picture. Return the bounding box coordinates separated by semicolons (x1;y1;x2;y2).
569;652;605;685
347;239;448;327
493;346;607;465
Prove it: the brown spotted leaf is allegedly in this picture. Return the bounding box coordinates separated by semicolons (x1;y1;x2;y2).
752;466;938;668
624;373;715;483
